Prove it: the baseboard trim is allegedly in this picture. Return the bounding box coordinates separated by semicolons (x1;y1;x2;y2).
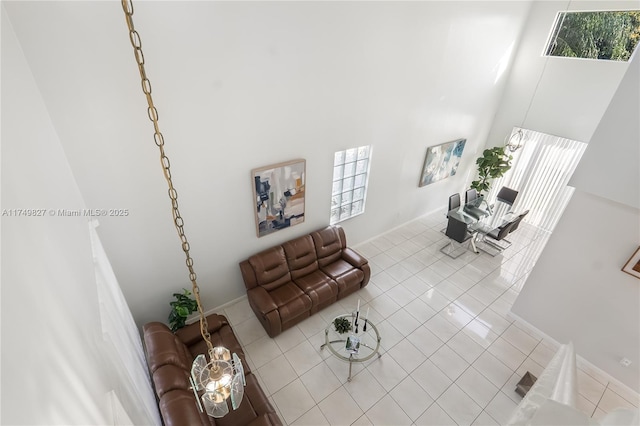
353;207;444;249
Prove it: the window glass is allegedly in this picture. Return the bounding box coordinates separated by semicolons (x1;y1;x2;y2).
332;180;342;195
546;11;640;61
343;161;356;178
330;145;372;224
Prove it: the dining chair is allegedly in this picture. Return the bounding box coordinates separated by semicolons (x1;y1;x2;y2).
448;193;461;212
509;210;530;233
440;216;476;259
444;193;462;232
496;186;519;206
478;220;516;256
465;188;478;204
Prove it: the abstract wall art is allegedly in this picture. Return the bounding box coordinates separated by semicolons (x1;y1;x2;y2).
419;138;467;187
252;159;306;238
622;246;640;279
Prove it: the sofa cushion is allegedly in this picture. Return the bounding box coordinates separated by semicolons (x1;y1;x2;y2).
311;226;345;267
143;322;192;373
334;269;365;297
184;321;250;375
175;314;229;346
283;235;319;280
152;363;191;399
321;258;356;279
248;246;292;291
269;282;312;320
159;389;212;426
293;270;338;310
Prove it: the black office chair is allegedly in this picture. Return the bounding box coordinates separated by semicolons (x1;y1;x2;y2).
496;186;519;206
440;216;475;259
465;188;478;204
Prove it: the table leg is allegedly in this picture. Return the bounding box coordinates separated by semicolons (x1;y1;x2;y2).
348;354;353;382
471;232;479;254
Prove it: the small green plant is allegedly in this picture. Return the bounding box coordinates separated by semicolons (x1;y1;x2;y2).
333;317;352;334
168;289;198;332
470;146;513;195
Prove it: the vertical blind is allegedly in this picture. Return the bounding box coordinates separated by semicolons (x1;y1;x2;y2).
488;128;587;232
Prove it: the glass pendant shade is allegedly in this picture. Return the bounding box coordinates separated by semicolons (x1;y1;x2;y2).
506;128;526;152
190;349;245;418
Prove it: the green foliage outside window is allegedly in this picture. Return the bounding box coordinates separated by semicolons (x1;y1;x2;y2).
547;11;640;61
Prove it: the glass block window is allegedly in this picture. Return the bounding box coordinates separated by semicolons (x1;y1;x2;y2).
330;146;372;224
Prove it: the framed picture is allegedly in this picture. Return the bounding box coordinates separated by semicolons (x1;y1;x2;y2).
419;138;467;187
622;246;640;279
345;335;360;354
252;159;306;238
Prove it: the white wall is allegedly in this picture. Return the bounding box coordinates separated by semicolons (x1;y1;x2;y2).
1;9;159;424
512;193;640;391
3;1;531;327
569;52;640;209
511;51;640;390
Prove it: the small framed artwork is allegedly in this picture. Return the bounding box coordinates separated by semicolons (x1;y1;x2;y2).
345;335;360;354
622;246;640;279
252;159;306;238
419;138;467;187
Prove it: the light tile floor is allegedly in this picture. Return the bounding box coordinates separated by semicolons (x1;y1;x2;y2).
222;212;639;425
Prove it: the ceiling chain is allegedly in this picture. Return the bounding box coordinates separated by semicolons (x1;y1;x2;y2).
121;0;213;357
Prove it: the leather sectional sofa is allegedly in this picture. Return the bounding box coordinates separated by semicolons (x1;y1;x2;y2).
239;225;370;337
143;314;282;426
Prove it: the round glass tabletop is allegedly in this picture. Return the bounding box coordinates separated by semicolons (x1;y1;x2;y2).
320;313;381;381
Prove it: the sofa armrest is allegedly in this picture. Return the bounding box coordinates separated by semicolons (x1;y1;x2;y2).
240;259;258;289
175;313;229;347
247;287;278;315
342;247;367;268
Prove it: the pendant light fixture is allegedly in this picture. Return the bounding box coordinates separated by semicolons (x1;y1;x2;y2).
120;0;245;418
505;128;526;152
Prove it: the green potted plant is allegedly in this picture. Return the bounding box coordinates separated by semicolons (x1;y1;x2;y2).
333;317;352;334
168;288;198;332
470;146;513;195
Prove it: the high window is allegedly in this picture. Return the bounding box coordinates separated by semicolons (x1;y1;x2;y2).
330;146;372;224
545;10;640;61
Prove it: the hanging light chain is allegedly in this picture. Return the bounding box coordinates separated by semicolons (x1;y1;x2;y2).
121;0;213;357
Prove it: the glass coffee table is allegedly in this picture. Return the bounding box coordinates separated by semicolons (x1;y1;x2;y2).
320;314;381;381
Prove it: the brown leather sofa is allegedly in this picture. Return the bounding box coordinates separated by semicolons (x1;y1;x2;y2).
143;314;282;426
239;225;370;337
